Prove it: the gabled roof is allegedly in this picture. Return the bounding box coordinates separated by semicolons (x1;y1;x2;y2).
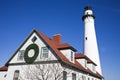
0;66;8;71
5;29;103;79
75;53;97;66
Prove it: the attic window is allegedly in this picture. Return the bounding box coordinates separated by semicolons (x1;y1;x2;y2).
71;51;73;61
92;64;95;72
41;47;49;58
18;50;24;60
32;36;37;42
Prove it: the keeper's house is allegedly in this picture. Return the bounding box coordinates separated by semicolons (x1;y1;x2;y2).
0;29;103;80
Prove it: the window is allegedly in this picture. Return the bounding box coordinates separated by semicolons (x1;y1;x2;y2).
13;70;19;80
63;71;67;80
32;36;37;42
85;60;87;67
82;76;86;80
72;73;76;80
71;51;73;61
18;50;24;60
41;47;49;58
92;65;95;71
4;74;7;78
88;77;90;80
85;37;87;40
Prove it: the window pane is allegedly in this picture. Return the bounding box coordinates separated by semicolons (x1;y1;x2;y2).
18;50;24;60
92;65;95;71
32;36;37;42
13;70;19;80
72;73;76;80
63;71;67;80
85;60;87;67
41;47;49;58
71;51;73;61
82;76;86;80
42;47;48;53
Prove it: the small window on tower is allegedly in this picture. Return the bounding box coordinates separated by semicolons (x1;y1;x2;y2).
87;12;88;14
85;37;87;40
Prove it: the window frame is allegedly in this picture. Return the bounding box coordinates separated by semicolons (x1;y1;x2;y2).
85;60;87;67
31;36;37;42
13;70;19;80
18;50;24;60
82;75;86;80
41;47;49;58
71;51;74;61
63;71;67;80
72;73;76;80
92;64;95;71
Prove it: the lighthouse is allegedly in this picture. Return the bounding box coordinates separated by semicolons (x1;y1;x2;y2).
82;6;102;75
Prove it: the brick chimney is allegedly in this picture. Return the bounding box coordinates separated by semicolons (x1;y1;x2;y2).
52;34;61;45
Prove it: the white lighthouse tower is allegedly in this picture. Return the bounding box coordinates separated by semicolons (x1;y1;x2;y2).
82;6;102;75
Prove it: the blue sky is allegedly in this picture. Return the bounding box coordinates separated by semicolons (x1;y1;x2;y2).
0;0;120;80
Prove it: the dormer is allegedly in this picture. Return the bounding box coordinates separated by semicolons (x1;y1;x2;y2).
87;59;97;73
57;44;76;63
75;53;87;68
52;34;77;63
75;53;97;73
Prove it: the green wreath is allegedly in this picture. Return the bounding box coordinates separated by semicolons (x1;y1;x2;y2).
24;44;39;64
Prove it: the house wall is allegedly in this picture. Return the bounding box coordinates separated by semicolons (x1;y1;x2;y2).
0;71;7;80
6;63;64;80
